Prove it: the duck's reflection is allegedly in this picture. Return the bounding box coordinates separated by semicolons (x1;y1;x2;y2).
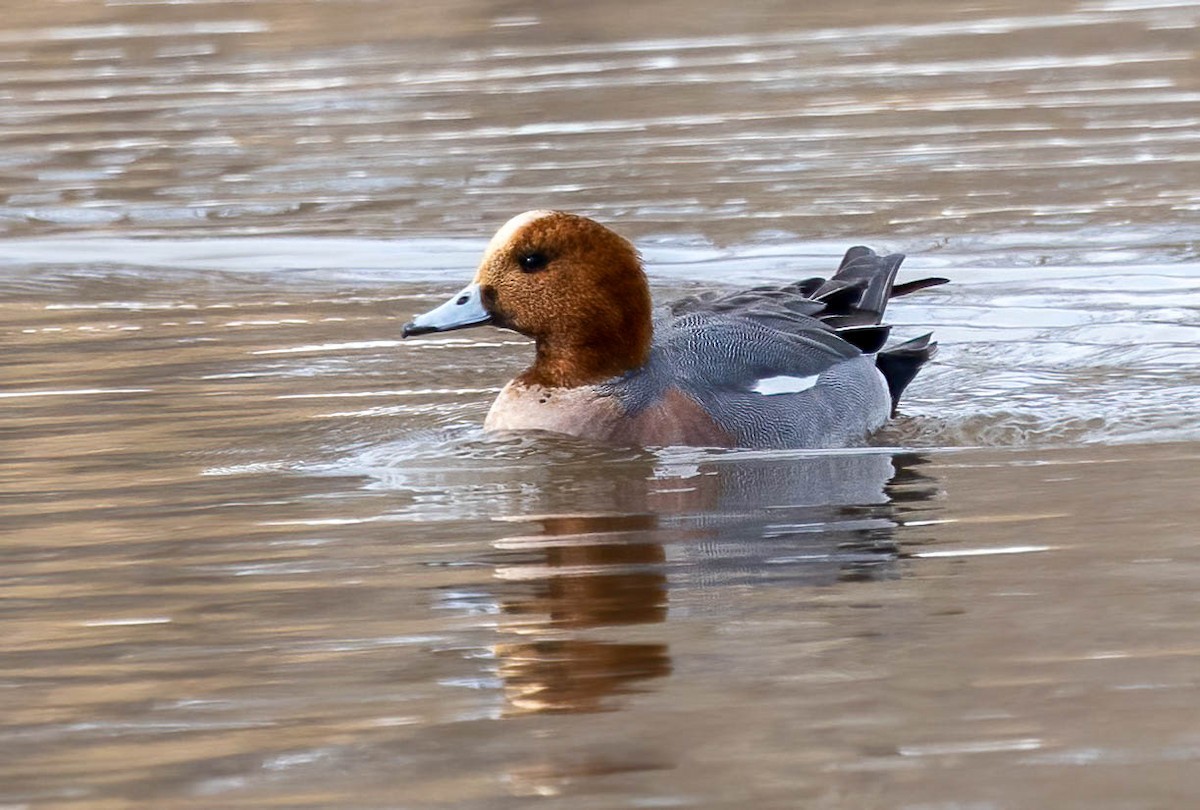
489;514;671;714
464;449;937;716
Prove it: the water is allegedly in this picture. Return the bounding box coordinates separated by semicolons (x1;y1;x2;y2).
2;0;1200;807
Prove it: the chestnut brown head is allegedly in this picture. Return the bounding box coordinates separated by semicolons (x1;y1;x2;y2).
405;211;654;388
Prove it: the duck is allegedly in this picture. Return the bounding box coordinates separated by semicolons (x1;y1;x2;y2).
402;210;946;449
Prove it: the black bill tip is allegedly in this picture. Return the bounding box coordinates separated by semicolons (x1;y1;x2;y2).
402;321;437;338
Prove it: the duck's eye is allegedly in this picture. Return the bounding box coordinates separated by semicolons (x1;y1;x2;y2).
518;251;549;272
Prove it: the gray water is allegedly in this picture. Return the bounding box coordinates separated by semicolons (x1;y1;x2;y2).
2;0;1200;807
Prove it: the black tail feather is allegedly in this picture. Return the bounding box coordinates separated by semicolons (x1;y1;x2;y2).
875;333;938;415
834;324;892;354
823;248;945;413
822;247;906;320
891;277;950;297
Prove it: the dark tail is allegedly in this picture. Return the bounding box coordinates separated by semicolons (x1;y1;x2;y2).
819;247;946;414
813;246;948;327
822;245;907;320
875;333;938;416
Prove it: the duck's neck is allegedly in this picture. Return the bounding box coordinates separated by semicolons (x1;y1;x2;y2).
517;300;653;389
516;340;640;388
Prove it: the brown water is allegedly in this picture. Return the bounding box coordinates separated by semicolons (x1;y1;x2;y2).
3;0;1200;807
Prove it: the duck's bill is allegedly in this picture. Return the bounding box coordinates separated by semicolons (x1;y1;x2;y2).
402;282;493;337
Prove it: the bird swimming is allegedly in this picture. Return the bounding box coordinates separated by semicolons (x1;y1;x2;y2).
403;210;946;448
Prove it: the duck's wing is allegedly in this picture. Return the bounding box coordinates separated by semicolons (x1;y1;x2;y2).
628;307;883;447
658;309;859;390
623;248;947;446
669;246;945;405
670;246;946;329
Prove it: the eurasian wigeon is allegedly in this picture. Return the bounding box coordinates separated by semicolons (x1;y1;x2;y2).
402;210;946;448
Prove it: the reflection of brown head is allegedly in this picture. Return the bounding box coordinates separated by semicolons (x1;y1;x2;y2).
493;512;670;715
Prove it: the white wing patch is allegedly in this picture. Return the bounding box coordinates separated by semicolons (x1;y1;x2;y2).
752;374;819;396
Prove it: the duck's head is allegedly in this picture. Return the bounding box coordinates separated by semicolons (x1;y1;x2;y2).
403;210;653;387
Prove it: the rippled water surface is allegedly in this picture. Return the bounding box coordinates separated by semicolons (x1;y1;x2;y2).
3;0;1200;807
